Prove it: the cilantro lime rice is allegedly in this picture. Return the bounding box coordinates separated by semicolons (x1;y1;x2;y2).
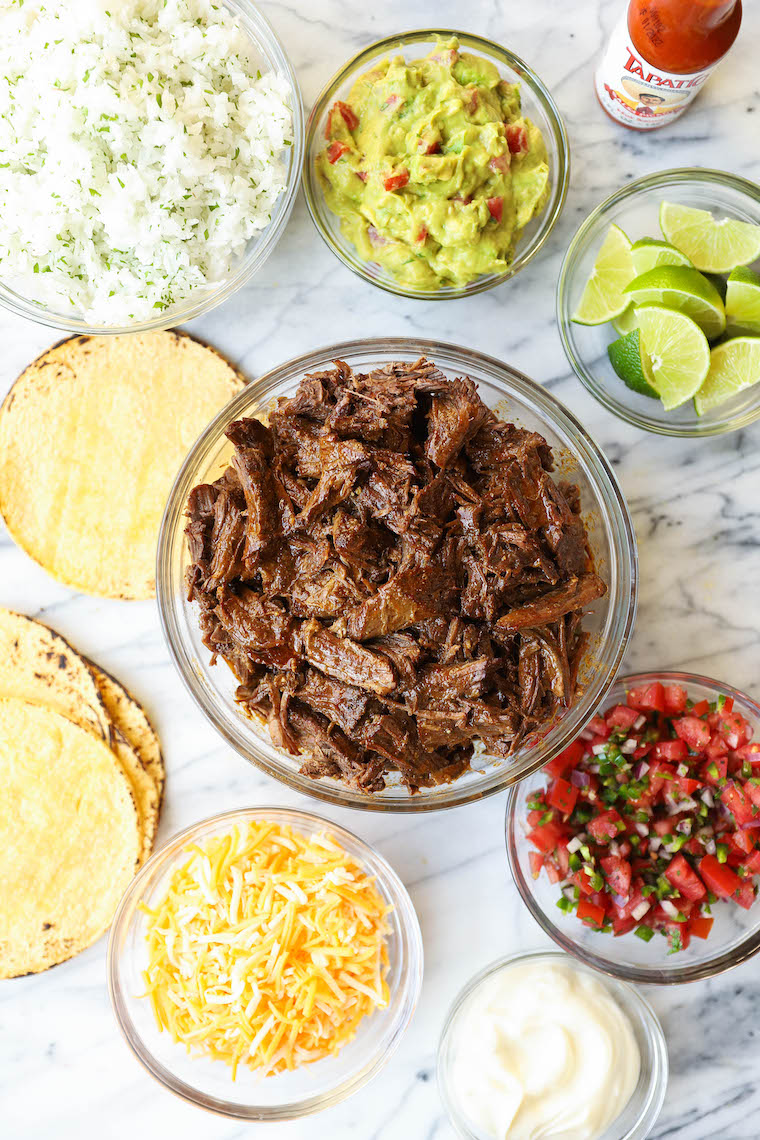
0;0;293;324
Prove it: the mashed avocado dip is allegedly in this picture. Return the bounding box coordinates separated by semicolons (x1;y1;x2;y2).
316;38;550;291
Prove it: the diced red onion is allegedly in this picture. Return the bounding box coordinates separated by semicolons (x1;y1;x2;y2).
635;822;649;837
705;838;717;855
701;788;714;808
609;840;620;856
740;820;760;831
633;760;650;779
588;763;601;774
668;794;697;815
580;728;594;742
634;714;646;730
675;818;692;835
649;836;662;852
566;836;584;854
621;738;637;755
632;900;651;921
591;744;607;756
677;762;689;777
570;769;591;788
367;225;387;246
611;892;629;908
661;899;680;919
727;732;740;749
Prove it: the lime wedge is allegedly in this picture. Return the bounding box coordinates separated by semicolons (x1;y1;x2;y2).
725;266;760;335
607;329;659;398
694;337;760;414
572;224;634;325
624;265;726;340
612;305;640;335
660;202;760;274
636;304;711;410
631;238;693;275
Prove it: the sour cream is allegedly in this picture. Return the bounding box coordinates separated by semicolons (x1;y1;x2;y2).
449;959;640;1140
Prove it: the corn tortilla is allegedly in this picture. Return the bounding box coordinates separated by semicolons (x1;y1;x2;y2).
0;698;140;978
88;661;164;801
0;609;159;866
0;331;245;599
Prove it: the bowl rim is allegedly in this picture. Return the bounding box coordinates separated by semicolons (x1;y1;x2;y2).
436;948;668;1140
302;27;570;300
0;0;305;336
156;335;638;813
107;804;424;1120
505;669;760;984
556;166;760;438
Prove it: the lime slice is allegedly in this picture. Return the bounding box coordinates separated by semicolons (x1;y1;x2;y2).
660;202;760;274
636;304;711;410
612;305;640;335
694;337;760;414
607;329;659;398
624;265;726;340
631;238;693;275
725;266;760;335
572;224;634;325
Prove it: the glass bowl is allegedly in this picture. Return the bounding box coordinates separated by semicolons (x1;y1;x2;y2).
0;0;304;335
506;670;760;984
557;168;760;438
156;337;637;812
303;30;569;300
437;950;667;1140
107;806;423;1120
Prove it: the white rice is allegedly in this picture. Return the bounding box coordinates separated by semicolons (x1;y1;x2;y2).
0;0;293;323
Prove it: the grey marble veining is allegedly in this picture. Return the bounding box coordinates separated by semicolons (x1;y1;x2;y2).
1;1;759;1137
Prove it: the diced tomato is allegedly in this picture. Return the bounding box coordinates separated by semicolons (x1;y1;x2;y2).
416;226;428;243
652;739;688;763
572;869;595;897
675;774;702;796
743;849;760;875
735;879;756;910
689;914;714;940
737;742;760;767
691;699;710;718
663;684;688;714
527;820;566;854
653;817;677;837
529;851;544;879
489;154;509;173
600;854;632;897
334;100;358;130
383;94;404;113
699;854;742;898
383;169;409;192
486;196;503;223
716;712;751;749
665;923;691;952
731;829;755;856
588;809;624;843
627;682;666;713
648;762;677;797
612;914;636;937
545;861;561;884
577;897;606;927
547;777;578;815
606;705;640;731
588;715;610;739
633;743;653;759
556;841;571;878
673;716;711;752
748;783;760;810
327;140;350;164
721;781;758;827
701;754;728;785
664;853;706;901
705;734;729;759
544;740;584;780
506;123;527;154
527;808;544;826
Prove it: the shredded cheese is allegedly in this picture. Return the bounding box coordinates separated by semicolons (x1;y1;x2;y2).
141;822;391;1078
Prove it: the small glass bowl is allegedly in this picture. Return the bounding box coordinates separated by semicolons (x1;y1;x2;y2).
557;168;760;438
0;0;304;335
506;671;760;984
107;806;423;1120
156;337;637;812
437;950;668;1140
303;30;569;300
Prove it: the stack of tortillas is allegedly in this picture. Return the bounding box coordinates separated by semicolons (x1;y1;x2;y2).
0;330;245;599
0;609;163;978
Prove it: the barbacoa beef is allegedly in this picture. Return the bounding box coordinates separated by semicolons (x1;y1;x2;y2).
185;357;607;793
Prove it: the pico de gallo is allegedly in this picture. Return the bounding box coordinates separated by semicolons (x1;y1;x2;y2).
525;681;760;953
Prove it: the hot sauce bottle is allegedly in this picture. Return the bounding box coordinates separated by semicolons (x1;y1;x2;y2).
595;0;742;130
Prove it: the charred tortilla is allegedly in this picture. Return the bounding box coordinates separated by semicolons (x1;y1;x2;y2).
0;331;245;599
88;661;165;804
0;698;140;978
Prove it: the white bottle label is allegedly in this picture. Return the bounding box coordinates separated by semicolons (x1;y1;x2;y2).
595;12;718;129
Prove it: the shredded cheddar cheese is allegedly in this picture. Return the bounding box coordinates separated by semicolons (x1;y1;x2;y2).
141;821;391;1077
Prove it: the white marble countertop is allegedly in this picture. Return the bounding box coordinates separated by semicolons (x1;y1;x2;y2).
2;1;760;1137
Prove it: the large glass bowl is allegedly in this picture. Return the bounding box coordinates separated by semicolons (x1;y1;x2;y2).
506;671;760;984
157;337;637;812
108;806;423;1120
557;169;760;438
303;30;569;300
0;0;304;335
437;950;667;1140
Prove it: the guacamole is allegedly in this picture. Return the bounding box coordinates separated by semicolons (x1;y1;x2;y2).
316;38;551;291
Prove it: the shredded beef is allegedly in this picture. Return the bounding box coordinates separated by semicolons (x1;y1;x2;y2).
185;357;607;793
